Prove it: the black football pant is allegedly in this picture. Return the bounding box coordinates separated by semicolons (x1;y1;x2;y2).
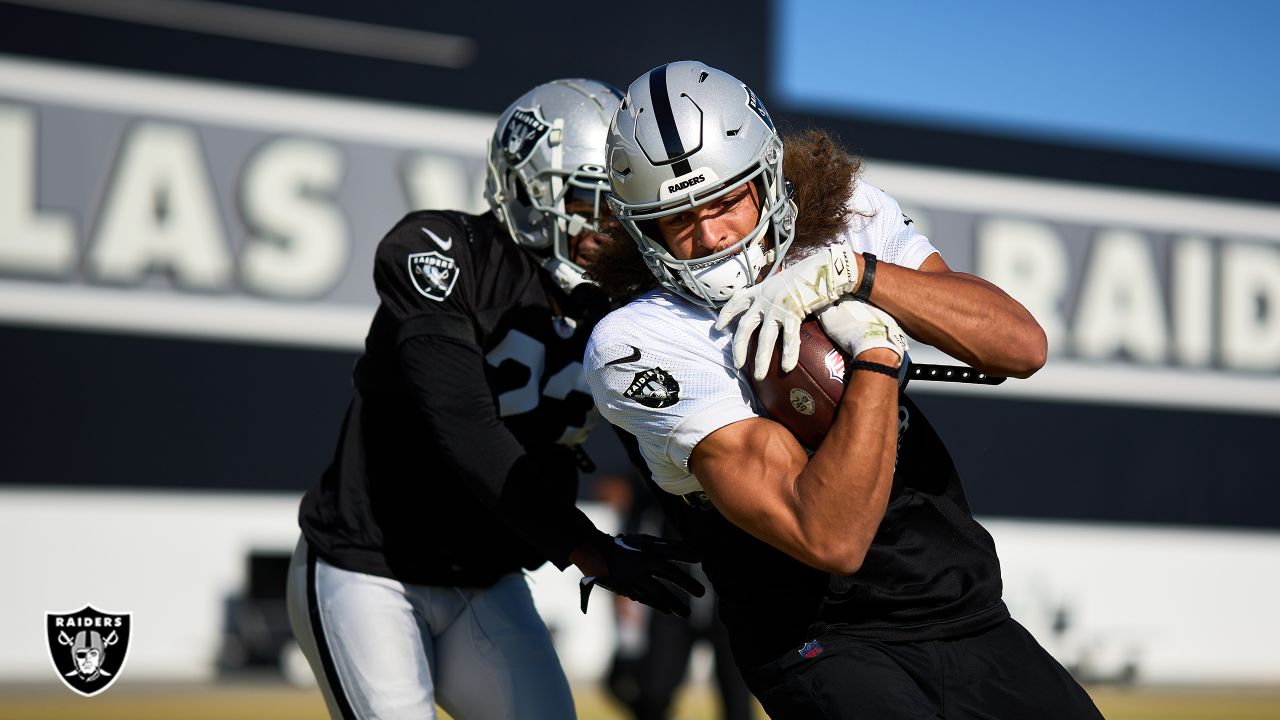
743;618;1103;719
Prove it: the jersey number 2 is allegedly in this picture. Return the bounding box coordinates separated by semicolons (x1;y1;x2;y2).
485;330;589;417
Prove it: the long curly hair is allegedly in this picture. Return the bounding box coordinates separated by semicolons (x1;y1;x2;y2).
587;128;863;302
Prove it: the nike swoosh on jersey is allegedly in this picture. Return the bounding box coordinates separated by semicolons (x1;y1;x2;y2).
606;345;642;366
421;227;453;251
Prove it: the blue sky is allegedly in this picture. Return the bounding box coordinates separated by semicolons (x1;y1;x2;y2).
775;1;1280;167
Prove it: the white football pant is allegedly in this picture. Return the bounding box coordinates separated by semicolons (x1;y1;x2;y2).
286;537;576;719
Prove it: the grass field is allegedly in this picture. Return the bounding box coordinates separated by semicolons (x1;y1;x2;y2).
2;682;1280;719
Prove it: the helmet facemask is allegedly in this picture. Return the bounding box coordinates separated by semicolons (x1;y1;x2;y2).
483;80;622;294
610;137;797;307
605;62;799;308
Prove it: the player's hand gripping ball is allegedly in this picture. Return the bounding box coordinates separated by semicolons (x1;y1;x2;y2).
747;317;852;450
747;302;907;449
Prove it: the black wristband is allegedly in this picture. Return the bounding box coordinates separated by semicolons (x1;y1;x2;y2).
851;359;900;379
853;252;877;302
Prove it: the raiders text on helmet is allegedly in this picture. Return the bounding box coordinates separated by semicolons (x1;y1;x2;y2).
484;79;623;292
606;61;797;307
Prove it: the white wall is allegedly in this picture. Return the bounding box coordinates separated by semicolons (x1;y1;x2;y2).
988;518;1280;684
0;488;614;683
2;488;301;681
3;489;1278;685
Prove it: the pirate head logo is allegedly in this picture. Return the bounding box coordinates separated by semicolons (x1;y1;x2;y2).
624;367;681;409
408;251;458;301
500;107;551;166
46;606;131;697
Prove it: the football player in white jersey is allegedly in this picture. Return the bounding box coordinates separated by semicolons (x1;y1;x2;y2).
585;61;1102;719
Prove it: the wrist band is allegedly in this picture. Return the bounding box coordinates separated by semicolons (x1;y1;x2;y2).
853;252;877;301
851;359;900;379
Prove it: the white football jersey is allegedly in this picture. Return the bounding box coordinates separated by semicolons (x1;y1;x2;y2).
836;181;936;267
586;181;936;496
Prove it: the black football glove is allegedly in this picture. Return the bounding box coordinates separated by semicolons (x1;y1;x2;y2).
579;533;705;617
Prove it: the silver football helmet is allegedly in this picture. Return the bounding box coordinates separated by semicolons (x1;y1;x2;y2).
606;61;796;307
485;79;623;292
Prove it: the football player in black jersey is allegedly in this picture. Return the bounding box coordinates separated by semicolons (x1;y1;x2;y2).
587;62;1102;718
286;79;703;720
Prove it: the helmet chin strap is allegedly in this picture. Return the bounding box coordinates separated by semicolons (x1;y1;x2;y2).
542;255;588;294
683;236;770;303
565;214;590;237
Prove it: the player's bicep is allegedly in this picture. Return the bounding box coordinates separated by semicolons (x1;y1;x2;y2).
690;417;812;557
918;251;950;273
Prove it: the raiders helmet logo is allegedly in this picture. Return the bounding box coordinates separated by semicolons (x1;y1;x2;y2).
624;367;681;409
46;605;132;697
743;84;774;130
408;251;458;301
500;108;551;166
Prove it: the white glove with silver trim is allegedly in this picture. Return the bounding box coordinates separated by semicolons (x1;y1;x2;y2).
817;298;909;361
715;243;859;381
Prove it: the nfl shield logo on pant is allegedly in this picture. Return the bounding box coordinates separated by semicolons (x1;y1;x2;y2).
46;605;132;697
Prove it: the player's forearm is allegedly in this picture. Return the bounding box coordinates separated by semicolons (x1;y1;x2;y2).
869;262;1046;378
401;335;597;567
790;363;899;574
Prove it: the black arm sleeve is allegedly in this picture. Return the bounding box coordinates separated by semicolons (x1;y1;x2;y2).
400;334;598;569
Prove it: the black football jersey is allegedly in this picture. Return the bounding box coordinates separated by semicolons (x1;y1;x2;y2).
624;394;1007;669
299;210;602;587
811;394;1008;639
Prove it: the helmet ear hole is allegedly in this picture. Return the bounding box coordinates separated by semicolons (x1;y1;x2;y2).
513;177;533;207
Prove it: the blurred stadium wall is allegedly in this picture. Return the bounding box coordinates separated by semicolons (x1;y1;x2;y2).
1;0;1277;688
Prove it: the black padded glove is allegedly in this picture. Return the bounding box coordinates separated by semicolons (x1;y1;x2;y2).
579;533;705;617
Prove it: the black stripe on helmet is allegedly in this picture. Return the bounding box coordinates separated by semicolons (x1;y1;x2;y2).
648;65;693;177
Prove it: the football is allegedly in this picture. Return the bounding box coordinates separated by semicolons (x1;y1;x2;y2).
747;318;851;449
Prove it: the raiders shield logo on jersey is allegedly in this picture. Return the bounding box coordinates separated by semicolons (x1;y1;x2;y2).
46;606;132;697
408;251;458;301
624;367;681;409
500;108;551;166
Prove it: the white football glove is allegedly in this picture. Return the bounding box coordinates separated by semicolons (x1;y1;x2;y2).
715;243;858;381
817;298;909;361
